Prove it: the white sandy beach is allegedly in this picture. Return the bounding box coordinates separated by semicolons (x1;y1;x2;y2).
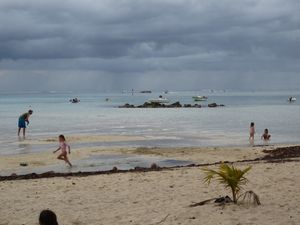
0;160;299;225
0;142;299;225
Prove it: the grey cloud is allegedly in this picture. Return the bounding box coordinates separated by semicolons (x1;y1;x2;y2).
0;0;300;91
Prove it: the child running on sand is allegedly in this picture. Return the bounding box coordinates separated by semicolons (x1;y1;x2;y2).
53;135;72;167
249;122;255;145
261;128;271;142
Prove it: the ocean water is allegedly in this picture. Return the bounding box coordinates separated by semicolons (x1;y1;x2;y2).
0;90;300;156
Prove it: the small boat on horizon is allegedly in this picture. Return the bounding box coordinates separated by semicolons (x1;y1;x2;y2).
288;97;296;102
148;95;169;104
70;98;80;103
192;96;208;101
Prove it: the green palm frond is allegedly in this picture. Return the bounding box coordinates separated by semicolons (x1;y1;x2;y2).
202;163;252;203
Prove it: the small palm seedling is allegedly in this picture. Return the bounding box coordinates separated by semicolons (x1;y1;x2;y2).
202;164;252;204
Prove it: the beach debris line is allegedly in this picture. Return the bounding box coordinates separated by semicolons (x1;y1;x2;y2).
262;146;300;160
192;163;261;206
118;101;225;108
0;164;164;181
150;163;159;170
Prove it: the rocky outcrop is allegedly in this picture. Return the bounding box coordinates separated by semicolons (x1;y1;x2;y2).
119;102;224;108
208;103;225;108
138;102;164;108
119;103;135;108
167;101;182;108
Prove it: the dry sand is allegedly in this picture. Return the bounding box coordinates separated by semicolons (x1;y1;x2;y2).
0;144;299;225
0;161;299;225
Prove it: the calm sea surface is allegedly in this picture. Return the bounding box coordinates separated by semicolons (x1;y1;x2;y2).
0;91;299;156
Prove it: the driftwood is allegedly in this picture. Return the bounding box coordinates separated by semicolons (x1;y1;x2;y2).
190;196;232;207
190;198;217;207
190;191;261;208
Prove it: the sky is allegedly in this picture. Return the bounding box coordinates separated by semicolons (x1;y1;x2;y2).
0;0;300;92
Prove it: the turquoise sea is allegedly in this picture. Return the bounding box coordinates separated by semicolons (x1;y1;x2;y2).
0;90;299;157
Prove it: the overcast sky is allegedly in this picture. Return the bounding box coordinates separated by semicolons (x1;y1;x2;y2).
0;0;299;92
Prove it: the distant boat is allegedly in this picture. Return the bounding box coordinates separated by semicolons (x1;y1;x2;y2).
149;95;169;104
140;90;152;93
70;98;80;103
288;97;296;102
164;90;169;94
192;96;208;101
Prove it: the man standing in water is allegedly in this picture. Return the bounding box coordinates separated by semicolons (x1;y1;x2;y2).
18;110;33;138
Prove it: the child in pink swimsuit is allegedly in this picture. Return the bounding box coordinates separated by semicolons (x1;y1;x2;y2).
53;135;72;167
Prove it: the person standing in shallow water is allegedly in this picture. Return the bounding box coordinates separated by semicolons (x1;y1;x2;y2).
249;122;255;145
18;110;33;138
261;128;271;142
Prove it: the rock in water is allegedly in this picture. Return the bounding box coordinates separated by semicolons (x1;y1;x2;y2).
208;103;218;107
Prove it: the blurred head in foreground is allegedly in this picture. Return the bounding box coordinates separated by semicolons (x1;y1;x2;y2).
39;210;58;225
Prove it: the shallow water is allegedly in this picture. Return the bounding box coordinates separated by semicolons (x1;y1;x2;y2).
0;90;300;155
0;154;193;176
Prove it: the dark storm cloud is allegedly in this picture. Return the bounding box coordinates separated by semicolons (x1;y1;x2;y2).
0;0;300;91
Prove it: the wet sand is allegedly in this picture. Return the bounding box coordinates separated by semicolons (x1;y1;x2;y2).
19;134;149;145
0;143;267;174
